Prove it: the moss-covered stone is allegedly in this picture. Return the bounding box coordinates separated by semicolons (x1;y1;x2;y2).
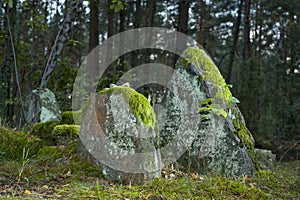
31;120;59;144
0;126;42;160
160;46;257;177
78;86;161;184
52;125;80;145
100;86;157;130
181;47;233;105
60;110;82;125
183;47;257;165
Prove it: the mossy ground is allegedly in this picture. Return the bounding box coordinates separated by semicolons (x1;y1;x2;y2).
0;126;299;199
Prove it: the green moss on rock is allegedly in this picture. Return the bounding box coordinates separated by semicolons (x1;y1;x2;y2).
181;47;232;105
100;86;157;130
0;126;42;160
31;120;59;144
52;125;80;145
179;47;258;172
60;110;82;125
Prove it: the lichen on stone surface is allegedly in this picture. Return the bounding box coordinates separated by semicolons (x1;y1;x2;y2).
158;46;258;176
100;86;157;131
179;47;257;171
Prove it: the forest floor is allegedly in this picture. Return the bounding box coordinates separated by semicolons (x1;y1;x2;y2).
0;127;300;199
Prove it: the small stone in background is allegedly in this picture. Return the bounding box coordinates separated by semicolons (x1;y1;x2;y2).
254;148;276;171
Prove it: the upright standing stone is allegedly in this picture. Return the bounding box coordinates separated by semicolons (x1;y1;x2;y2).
159;46;257;177
23;88;61;127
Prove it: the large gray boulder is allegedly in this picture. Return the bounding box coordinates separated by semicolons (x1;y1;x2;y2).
159;46;257;177
23;88;61;127
77;86;161;184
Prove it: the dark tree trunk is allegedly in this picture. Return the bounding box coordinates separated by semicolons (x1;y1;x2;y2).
89;0;99;52
198;0;205;47
243;0;251;60
119;8;126;71
132;0;141;68
107;0;114;38
226;0;243;83
106;0;115;75
144;0;156;63
0;2;16;122
173;0;189;67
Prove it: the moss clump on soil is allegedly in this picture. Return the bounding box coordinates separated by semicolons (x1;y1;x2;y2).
0;126;42;160
100;86;157;131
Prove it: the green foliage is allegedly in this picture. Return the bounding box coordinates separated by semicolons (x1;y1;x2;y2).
109;0;128;12
17;147;32;182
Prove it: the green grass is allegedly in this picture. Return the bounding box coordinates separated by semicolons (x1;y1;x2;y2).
0;126;299;199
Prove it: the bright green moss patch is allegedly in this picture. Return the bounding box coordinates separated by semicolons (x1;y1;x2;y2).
0;126;42;160
181;47;232;105
52;125;80;145
100;86;157;130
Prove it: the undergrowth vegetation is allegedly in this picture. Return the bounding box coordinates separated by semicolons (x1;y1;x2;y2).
0;126;299;199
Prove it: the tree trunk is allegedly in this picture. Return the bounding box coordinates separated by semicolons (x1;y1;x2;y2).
89;0;99;52
173;0;189;67
132;0;141;68
0;2;16;122
39;0;83;89
243;0;251;60
119;8;126;71
198;0;205;47
144;0;156;63
226;0;243;83
107;0;115;75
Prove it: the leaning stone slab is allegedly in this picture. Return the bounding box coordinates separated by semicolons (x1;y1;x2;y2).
23;88;61;127
77;86;161;184
159;46;257;177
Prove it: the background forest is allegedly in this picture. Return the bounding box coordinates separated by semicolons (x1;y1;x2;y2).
0;0;299;156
